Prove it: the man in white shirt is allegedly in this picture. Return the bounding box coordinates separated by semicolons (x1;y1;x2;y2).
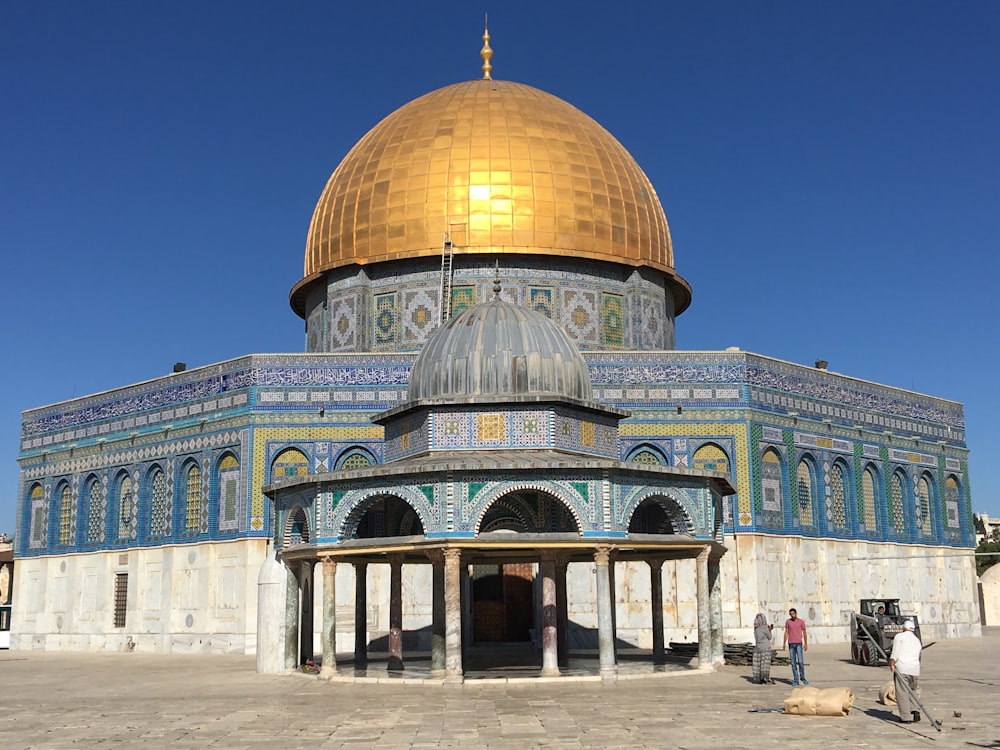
888;620;922;723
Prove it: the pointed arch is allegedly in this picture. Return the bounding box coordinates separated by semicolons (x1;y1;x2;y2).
84;474;106;544
182;460;203;534
271;447;310;479
627;495;693;535
336;446;377;470
329;486;435;541
146;465;170;538
796;455;817;529
861;463;880;535
760;447;785;528
283;505;311;545
466;481;588;537
56;481;73;546
216;452;241;532
28;483;46;548
692;442;730;475
916;472;934;537
828;460;849;533
115;471;137;541
626;443;667;466
944;475;962;539
477;490;578;535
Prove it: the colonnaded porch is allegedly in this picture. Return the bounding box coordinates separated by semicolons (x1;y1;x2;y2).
274;534;726;682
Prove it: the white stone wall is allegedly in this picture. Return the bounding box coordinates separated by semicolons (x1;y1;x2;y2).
10;538;268;654
979;563;1000;626
13;534;979;656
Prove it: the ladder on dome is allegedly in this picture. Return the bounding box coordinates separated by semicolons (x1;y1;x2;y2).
439;232;455;326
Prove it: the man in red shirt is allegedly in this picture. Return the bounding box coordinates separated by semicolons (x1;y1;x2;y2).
781;607;809;685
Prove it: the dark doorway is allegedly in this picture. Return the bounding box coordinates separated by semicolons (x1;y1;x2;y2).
472;562;535;642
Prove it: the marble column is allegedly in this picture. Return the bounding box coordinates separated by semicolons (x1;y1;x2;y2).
648;558;665;664
388;554;404;671
321;559;337;676
443;548;464;682
428;551;446;676
353;562;368;666
594;546;617;678
300;561;314;664
284;563;300;670
696;546;712;668
709;554;724;666
539;554;559;676
555;556;569;668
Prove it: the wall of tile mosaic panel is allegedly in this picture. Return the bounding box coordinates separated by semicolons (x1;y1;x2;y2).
310;257;676;354
17;349;972;557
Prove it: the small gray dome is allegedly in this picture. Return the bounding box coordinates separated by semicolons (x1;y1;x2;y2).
407;298;593;403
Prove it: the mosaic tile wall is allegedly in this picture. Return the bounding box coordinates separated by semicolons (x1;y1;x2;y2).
382;405;622;462
17;350;973;556
280;469;719;544
311;258;675;354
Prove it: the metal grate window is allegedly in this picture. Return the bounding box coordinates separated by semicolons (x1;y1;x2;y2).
113;573;128;628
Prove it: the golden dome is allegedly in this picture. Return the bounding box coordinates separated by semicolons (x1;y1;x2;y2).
292;78;689;315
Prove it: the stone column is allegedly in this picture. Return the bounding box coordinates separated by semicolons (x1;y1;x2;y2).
354;562;368;666
539;554;559;676
709;554;724;667
648;558;665;664
428;550;446;676
284;562;300;671
321;559;337;676
388;554;404;671
300;561;315;664
555;556;569;668
608;552;618;663
443;548;464;682
696;546;712;668
594;546;617;678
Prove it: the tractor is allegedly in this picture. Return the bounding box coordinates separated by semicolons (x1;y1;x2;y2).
849;598;921;666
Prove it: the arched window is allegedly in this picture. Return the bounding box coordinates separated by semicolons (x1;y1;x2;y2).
217;454;240;531
828;462;848;532
796;458;816;528
58;484;73;545
149;468;170;537
271;447;310;479
626;443;666;466
29;484;46;547
337;448;376;470
889;471;907;534
944;476;961;532
693;443;729;474
861;466;879;534
86;476;105;543
117;474;136;540
760;448;784;527
184;463;202;533
916;474;933;536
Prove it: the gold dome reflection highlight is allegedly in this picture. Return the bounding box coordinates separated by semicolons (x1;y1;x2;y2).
294;79;687;314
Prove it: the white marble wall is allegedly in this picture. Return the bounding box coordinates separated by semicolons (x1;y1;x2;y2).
12;534;980;656
979;563;1000;626
10;538;268;653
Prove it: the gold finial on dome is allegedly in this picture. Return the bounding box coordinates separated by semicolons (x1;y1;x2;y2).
480;18;493;80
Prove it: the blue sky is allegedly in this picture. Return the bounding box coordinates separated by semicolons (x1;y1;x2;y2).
2;1;998;533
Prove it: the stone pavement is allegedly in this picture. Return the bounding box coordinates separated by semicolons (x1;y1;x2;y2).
2;630;998;749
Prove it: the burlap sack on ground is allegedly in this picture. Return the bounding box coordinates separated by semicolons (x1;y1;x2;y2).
879;681;897;706
783;686;854;716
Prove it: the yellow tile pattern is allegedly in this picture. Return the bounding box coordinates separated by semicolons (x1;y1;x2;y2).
250;425;383;531
303;79;676;279
621;421;750;519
